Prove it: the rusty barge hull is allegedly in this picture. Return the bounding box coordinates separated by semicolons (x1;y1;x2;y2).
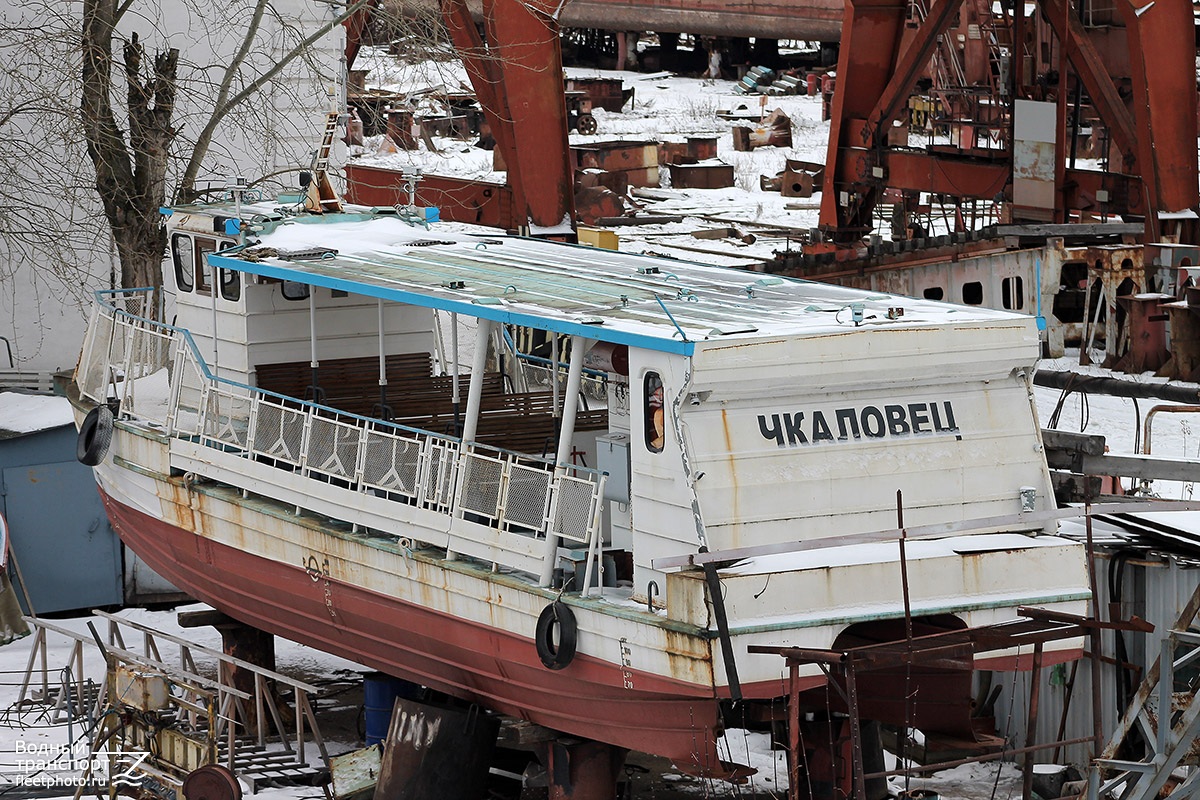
93;460;726;770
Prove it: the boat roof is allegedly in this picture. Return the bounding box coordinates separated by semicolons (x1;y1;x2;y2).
192;202;1031;356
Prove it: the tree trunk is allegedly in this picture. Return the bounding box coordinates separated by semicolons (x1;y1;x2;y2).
80;0;177;319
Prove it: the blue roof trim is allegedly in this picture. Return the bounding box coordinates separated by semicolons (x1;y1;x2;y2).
208;253;695;356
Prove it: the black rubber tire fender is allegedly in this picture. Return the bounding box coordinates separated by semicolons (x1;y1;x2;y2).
535;601;577;670
77;405;114;466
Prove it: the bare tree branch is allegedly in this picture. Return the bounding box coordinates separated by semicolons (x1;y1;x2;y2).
178;0;374;199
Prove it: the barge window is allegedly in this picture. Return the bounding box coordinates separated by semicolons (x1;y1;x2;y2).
922;287;944;301
962;281;983;305
1002;276;1024;310
644;372;665;453
171;234;194;293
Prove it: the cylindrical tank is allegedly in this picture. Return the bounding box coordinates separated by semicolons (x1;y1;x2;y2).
363;672;420;745
583;341;629;375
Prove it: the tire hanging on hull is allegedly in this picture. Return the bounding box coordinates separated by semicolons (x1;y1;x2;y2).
77;405;114;466
535;601;577;670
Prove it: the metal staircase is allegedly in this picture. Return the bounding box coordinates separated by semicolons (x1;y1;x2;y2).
1089;584;1200;800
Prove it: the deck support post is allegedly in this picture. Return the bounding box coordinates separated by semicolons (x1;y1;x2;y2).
460;318;494;443
540;335;586;587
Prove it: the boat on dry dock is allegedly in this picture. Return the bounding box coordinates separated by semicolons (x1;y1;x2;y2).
69;192;1091;774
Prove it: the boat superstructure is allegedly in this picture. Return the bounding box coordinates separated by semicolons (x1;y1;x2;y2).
71;197;1090;772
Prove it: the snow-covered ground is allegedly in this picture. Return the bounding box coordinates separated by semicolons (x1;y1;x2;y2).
352;51;834;264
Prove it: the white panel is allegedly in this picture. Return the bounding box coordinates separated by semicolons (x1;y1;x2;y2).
1014;98;1057;143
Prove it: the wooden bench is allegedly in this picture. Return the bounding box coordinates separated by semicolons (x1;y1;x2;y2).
254;354;608;458
255;353;435;413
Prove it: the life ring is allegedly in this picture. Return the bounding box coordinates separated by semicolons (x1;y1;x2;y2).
535;601;577;670
77;406;114;466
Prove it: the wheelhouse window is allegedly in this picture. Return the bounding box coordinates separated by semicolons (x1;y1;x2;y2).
281;281;310;301
195;237;218;295
644;372;664;453
171;234;194;292
220;268;241;301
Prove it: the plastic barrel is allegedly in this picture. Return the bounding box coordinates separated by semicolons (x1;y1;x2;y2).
363;672;420;745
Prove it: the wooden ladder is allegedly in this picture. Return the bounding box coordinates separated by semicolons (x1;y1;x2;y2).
305;111;344;214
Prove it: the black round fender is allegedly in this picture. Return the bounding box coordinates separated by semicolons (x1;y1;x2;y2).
535;601;577;670
77;405;114;466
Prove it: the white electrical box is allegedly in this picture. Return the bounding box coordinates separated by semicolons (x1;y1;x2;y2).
595;432;631;504
115;664;171;711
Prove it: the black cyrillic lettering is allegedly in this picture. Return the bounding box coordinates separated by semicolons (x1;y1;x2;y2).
885;405;910;435
758;414;785;446
941;401;958;431
783;412;808;445
812;411;834;442
908;403;930;433
861;406;886;437
835;409;861;440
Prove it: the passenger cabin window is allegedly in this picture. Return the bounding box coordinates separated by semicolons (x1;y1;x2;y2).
923;287;944;301
171;234;195;292
644;372;665;453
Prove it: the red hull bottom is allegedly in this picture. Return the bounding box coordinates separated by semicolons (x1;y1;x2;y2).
99;489;727;772
99;486;1083;769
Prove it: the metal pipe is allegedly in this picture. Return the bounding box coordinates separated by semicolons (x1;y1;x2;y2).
211;258;220;374
377;299;388;414
1142;405;1200;455
551;335;561;419
1022;642;1045;800
846;663;866;800
459;318;493;444
451;313;461;434
1086;504;1104;756
788;662;800;800
1034;369;1200;404
863;736;1096;780
308;291;319;399
540;335;586;587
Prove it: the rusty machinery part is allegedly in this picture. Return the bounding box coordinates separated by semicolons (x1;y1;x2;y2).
576;113;598;136
77;405;114;466
535;601;577;670
182;765;242;800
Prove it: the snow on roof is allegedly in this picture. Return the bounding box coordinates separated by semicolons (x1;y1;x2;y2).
202;210;1029;356
0;392;73;437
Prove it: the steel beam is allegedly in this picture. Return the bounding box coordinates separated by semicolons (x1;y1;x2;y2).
1037;0;1138;173
1117;0;1198;240
820;0;910;239
864;0;964;151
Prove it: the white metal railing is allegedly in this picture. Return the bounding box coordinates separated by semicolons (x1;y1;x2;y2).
78;289;606;583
